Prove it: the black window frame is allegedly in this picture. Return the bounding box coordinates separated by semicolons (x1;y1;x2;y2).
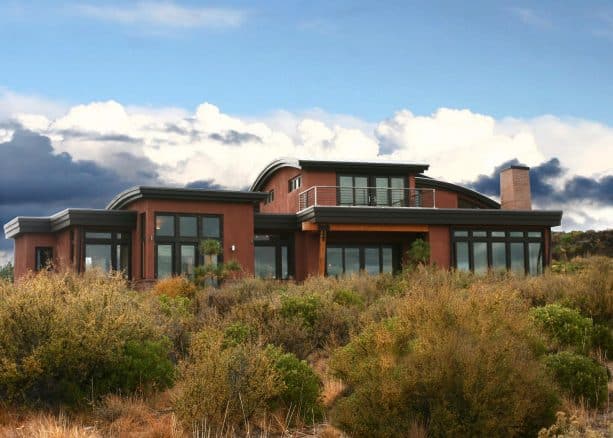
82;230;131;277
336;174;408;206
325;244;399;276
254;233;294;280
288;175;302;192
264;190;275;205
154;212;223;278
35;246;54;271
451;229;544;275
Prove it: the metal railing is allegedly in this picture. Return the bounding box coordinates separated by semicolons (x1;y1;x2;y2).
298;186;436;211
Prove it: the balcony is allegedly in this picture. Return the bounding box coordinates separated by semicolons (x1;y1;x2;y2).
298;186;436;211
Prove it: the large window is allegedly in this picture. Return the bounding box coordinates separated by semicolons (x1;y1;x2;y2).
338;175;406;206
84;231;130;275
254;234;292;279
288;175;302;192
154;213;222;278
326;245;396;276
452;230;544;275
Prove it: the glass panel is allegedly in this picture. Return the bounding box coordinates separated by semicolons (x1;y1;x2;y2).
492;242;506;270
117;244;129;273
390;177;404;206
344;247;360;274
375;177;389;206
339;176;353;205
491;231;506;237
382;247;393;273
85;232;112;239
255;246;276;278
202;217;220;238
326;247;343;276
254;234;273;241
281;246;288;279
180;245;196;277
179;216;197;237
354;176;368;206
157;244;173;278
473;242;488;274
510;243;525;274
455;242;469;271
36;248;53;270
156;215;174;237
454;231;468;237
528;243;543;275
364;247;380;275
510;231;524;238
472;231;487;237
528;231;543;238
85;244;112;272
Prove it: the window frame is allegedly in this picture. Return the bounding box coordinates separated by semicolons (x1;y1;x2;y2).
154;212;223;278
336;174;408;206
35;246;53;271
254;233;293;280
325;244;398;276
82;230;131;276
288;175;302;193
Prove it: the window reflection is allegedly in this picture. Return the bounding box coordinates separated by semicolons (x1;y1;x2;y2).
473;242;488;274
85;244;112;272
255;246;276;278
455;242;469;271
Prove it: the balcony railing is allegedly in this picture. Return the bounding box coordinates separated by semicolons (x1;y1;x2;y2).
298;186;436;211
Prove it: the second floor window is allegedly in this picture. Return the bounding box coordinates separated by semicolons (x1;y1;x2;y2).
288;175;302;192
264;190;275;204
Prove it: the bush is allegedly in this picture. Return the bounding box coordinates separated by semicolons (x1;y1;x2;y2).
174;328;281;431
0;271;174;406
543;351;609;408
265;345;323;421
532;304;594;353
406;238;430;267
280;294;322;328
152;276;197;299
330;285;559;437
591;323;613;359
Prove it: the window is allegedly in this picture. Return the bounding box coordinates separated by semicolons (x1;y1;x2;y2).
140;213;146;279
338;175;406;206
154;213;222;278
254;234;292;279
452;230;544;275
326;245;397;276
289;175;302;192
84;231;130;275
264;190;275;204
35;247;53;271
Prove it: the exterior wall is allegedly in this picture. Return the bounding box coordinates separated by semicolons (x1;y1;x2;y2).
428;226;451;268
125;199;257;280
433;189;458;208
13;233;57;279
293;231;320;281
500;167;532;210
55;228;74;270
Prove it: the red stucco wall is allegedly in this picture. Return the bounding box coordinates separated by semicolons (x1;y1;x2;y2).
13;233;57;279
428;226;451;268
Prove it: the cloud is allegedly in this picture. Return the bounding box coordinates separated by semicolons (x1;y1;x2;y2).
75;1;248;30
209;130;262;145
185;179;226;190
508;7;552;29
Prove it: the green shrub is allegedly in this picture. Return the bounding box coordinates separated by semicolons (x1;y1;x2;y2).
543;351;609;408
330;285;559;437
174;328;281;431
591;323;613;359
155;294;196;359
280;294;322;328
265;345;323;421
332;289;365;308
0;271;174;406
406;238;430;267
223;322;255;347
532;304;594;353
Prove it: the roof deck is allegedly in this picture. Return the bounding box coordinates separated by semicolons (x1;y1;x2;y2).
298;186;436;211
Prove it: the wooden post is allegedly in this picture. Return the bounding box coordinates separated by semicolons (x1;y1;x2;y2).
318;227;327;276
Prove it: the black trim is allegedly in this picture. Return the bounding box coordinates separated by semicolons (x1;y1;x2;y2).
4;209;137;239
336;174;408;207
107;186;267;210
254;233;294;279
415;176;500;209
254;213;299;231
82;231;131;277
297;206;562;227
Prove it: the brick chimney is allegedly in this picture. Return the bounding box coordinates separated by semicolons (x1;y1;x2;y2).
500;165;532;210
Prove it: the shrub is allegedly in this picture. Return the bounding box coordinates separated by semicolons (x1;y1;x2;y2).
280;294;322;328
406;238;430;267
591;323;613;359
152;276;197;299
0;271;174;406
154;294;197;359
330;285;559;437
332;289;365;308
543;351;609;408
174;328;281;431
532;304;594;353
265;345;323;421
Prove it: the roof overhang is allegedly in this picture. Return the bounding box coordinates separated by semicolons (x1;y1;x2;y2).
250;158;430;191
297;206;563;227
4;209;137;239
254;213;299;232
107;186;268;210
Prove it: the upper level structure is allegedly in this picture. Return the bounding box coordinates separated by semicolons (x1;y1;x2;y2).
5;158;562;283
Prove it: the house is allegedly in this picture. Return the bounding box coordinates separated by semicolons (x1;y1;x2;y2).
4;158;562;283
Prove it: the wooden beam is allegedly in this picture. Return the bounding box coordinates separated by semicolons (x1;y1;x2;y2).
328;224;429;232
301;221;319;231
318;228;327;276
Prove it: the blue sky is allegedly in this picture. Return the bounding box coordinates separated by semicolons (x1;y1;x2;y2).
0;1;612;263
1;0;613;122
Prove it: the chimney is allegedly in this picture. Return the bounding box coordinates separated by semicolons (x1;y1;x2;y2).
500;165;532;210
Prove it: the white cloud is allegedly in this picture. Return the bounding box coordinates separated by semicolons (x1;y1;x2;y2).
6;92;613;231
0;88;68;120
75;1;248;29
508;7;552;29
0;250;11;266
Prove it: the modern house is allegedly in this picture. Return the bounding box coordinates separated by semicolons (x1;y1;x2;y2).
4;158;562;283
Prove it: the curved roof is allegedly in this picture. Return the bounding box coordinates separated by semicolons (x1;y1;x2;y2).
107;186;268;210
415;176;500;209
250;158;430;191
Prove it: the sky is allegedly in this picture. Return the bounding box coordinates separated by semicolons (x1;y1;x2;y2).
0;0;612;264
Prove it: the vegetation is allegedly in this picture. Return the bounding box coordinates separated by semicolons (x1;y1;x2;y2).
0;262;13;283
0;256;611;436
553;229;613;260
